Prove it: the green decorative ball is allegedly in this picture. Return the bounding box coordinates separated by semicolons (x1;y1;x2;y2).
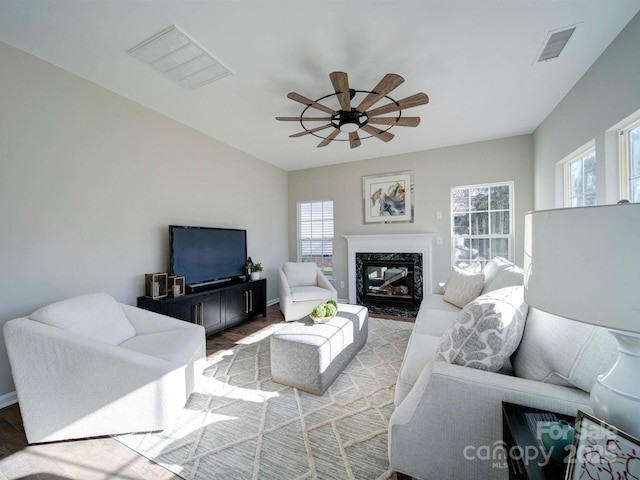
312;303;327;318
324;303;337;317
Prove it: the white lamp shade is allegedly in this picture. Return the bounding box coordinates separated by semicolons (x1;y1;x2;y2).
524;204;640;333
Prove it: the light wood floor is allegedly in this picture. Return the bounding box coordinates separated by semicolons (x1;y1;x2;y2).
0;304;411;479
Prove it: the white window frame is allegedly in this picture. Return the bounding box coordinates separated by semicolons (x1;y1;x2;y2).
619;117;640;203
561;143;596;207
450;181;514;269
297;200;334;278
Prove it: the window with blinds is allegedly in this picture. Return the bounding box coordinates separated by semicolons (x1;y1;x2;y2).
298;200;334;277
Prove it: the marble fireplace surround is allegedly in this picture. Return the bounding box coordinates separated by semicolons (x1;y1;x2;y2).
343;233;436;305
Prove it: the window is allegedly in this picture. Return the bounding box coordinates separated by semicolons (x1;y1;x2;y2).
620;120;640;203
298;200;334;277
563;146;596;207
451;182;513;269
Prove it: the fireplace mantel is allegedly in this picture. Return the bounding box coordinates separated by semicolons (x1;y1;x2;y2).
343;233;436;305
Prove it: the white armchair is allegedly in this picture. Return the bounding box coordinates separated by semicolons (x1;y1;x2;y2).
3;292;206;444
278;262;338;321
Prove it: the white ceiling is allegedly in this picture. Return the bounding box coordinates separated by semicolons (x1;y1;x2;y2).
1;1;638;171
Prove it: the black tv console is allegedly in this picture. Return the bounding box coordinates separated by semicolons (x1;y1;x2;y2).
138;278;267;336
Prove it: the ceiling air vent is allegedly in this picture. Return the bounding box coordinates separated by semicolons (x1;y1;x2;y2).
128;25;233;89
535;25;578;63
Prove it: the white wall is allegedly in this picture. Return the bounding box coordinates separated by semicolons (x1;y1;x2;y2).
0;42;289;401
288;135;534;299
533;12;640;209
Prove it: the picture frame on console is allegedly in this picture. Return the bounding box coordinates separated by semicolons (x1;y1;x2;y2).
565;410;640;479
362;171;414;224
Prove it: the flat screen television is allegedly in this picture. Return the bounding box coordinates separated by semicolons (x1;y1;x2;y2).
169;226;247;290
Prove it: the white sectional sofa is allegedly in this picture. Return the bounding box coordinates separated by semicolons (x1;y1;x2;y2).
388;257;618;480
4;292;206;443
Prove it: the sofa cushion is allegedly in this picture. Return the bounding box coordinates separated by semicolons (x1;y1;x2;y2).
30;292;135;346
119;328;204;366
435;286;528;372
512;308;617;392
283;262;318;288
395;333;442;405
290;285;334;302
484;265;524;293
480;256;514;294
443;266;485;308
414;294;461;337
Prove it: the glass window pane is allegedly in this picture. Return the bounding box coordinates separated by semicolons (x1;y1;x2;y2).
472;238;490;263
470;212;489;235
584;153;596;194
452;188;469;212
491;211;510;234
454;238;472;264
490;185;510;210
630;127;640;177
491;238;509;259
470;188;489;211
631;178;640;203
453;213;469;235
570;160;583;198
584;193;596;206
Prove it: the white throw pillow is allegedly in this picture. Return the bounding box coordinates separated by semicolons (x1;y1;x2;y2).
484;265;524;293
443;266;485;308
436;286;529;372
480;256;514;294
30;292;136;345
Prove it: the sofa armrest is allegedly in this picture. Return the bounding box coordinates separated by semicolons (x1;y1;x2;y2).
389;361;591;480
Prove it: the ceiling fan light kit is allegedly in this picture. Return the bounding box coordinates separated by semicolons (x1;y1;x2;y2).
276;72;428;149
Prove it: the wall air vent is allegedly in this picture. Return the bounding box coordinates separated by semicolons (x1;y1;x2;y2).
128;25;233;89
535;24;579;63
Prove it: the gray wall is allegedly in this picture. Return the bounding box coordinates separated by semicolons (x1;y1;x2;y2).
533;12;640;209
288;135;534;299
0;42;289;402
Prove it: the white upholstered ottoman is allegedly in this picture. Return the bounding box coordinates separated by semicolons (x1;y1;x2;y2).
270;304;368;395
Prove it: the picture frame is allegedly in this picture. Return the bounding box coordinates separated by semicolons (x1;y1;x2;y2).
565;410;640;479
362;171;414;223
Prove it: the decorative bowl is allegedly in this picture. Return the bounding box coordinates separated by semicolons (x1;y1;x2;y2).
310;313;336;324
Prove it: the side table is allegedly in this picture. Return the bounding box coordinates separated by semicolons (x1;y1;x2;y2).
502;402;575;480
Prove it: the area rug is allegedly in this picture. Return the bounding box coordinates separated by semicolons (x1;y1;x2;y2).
115;317;412;480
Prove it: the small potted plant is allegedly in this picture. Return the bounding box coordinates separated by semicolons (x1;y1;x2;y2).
249;262;263;280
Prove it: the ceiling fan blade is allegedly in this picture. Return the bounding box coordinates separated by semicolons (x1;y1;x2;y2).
356;74;404;112
367;116;421;127
317;128;340;147
361;124;395;143
349;131;361;149
276;116;332;121
290;124;333;138
329;72;351;111
287;92;337;115
365;93;429;117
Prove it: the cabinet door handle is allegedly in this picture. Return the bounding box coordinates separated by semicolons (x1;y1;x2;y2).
245;291;249;314
200;303;204;326
250;289;253;312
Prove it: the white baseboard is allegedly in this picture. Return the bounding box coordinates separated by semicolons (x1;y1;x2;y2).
0;391;17;409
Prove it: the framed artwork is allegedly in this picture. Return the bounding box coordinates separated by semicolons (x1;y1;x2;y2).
362;171;414;223
565;410;640;479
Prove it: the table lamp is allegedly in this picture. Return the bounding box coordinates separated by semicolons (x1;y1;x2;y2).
524;203;640;438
